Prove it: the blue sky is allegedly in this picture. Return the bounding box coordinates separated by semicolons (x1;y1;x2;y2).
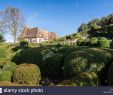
0;0;113;42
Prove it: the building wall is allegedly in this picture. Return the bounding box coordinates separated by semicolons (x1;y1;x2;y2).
20;27;57;43
37;38;44;43
26;38;45;43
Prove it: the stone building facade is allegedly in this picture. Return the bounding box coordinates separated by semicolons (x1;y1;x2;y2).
20;27;57;43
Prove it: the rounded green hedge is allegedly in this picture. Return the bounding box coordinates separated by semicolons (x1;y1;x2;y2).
90;37;98;46
72;72;98;86
63;49;111;78
98;39;110;48
43;54;63;79
3;62;17;72
13;63;41;86
0;71;13;81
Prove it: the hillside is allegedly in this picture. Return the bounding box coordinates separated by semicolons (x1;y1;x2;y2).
1;13;113;86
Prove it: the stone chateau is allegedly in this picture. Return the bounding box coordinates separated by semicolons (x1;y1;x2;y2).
20;27;57;43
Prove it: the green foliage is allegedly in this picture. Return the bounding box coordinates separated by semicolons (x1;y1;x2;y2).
0;71;12;81
3;62;17;72
98;38;110;48
13;63;41;86
43;54;63;78
74;33;81;38
72;72;98;86
0;34;5;43
0;60;17;72
76;38;85;46
78;23;89;32
83;38;90;46
0;45;6;59
19;41;28;48
55;37;66;42
99;37;107;40
88;18;101;30
90;37;98;46
63;48;112;78
108;63;113;85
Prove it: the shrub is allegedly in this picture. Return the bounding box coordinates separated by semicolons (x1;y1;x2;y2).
108;63;113;85
72;72;98;86
56;37;66;41
76;38;85;46
43;54;63;78
3;62;17;72
13;63;41;86
0;34;5;43
19;41;28;48
98;39;110;48
0;46;6;59
99;37;107;40
0;71;12;81
83;38;90;46
90;37;98;46
74;33;81;38
63;49;111;78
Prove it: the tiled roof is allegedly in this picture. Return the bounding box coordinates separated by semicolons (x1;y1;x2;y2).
20;27;57;40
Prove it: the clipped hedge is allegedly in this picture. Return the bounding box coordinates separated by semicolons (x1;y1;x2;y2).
0;61;17;72
0;46;6;59
3;62;17;72
43;54;63;79
13;63;41;86
63;48;112;78
98;39;110;48
0;71;13;81
72;72;98;86
19;41;28;48
90;37;98;46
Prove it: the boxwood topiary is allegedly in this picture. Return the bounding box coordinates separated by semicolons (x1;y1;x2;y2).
63;49;111;78
98;39;110;48
0;70;13;81
13;63;41;86
43;54;63;79
3;62;17;72
72;72;98;86
19;41;28;48
90;37;98;46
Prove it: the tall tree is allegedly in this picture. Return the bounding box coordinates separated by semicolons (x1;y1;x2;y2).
1;7;25;43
